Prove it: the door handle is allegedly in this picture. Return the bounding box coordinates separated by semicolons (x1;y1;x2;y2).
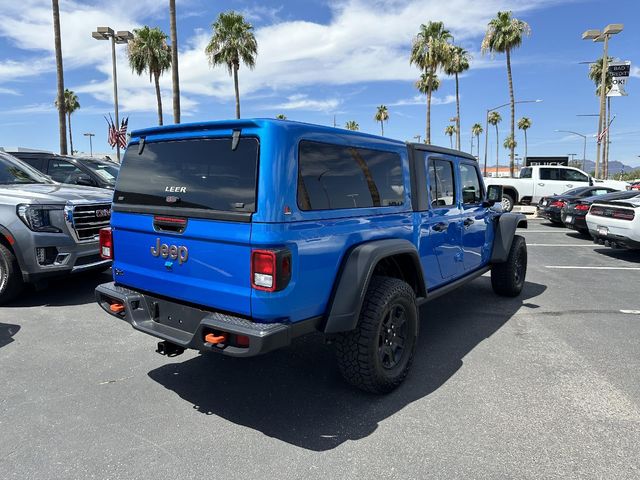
566;184;573;188
538;183;545;186
432;222;447;232
463;218;474;227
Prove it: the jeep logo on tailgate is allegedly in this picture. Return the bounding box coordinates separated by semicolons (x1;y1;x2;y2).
151;238;189;264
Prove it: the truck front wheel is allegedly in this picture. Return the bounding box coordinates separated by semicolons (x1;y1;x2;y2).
491;235;527;297
334;276;418;394
501;193;515;212
0;243;24;304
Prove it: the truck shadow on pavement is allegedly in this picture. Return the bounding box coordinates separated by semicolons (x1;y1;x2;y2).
0;322;20;348
5;270;112;308
148;277;546;451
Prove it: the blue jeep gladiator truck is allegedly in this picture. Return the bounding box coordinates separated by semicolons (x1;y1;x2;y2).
96;119;527;393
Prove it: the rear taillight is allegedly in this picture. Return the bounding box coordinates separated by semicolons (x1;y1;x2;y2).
613;210;635;220
550;200;566;208
99;227;113;259
575;204;589;212
251;249;292;292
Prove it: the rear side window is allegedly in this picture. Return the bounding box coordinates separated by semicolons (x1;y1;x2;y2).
561;169;589;182
428;158;456;207
297;141;404;211
539;168;561;180
115;137;259;213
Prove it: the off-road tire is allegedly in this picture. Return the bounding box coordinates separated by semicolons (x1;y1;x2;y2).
501;193;515;212
334;276;418;394
0;243;23;304
491;235;527;297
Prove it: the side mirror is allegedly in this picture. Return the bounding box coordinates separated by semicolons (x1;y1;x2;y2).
484;184;503;207
589;177;594;186
75;174;95;186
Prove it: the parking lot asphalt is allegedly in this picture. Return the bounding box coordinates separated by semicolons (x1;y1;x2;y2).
1;219;639;480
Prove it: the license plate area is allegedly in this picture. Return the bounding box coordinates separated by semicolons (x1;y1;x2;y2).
144;295;207;333
597;226;609;236
565;215;573;223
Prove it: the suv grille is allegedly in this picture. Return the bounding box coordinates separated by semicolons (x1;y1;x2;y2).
72;204;112;241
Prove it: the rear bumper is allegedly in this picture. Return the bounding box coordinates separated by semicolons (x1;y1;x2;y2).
589;230;640;249
95;282;320;357
538;207;562;222
563;214;588;231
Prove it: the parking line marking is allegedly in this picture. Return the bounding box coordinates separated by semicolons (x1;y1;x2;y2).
546;266;640;270
620;310;640;315
522;230;575;233
528;244;594;247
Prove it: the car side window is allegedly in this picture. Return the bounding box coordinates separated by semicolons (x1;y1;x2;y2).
48;159;84;183
297;141;404;211
519;167;532;179
539;168;561;180
592;189;609;196
561;169;589;182
459;163;483;205
428;158;456;207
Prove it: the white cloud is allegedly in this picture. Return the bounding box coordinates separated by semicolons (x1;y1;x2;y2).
631;66;640;79
0;86;21;96
263;94;340;112
389;94;457;107
0;0;564;114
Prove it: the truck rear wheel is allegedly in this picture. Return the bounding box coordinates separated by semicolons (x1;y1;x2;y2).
501;193;515;212
0;243;24;304
334;276;418;394
491;235;527;297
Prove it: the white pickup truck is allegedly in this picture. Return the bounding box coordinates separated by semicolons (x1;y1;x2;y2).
484;165;629;211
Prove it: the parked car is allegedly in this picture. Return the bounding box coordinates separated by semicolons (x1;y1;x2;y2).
0;152;113;303
586;197;640;249
485;165;628;212
562;190;640;234
627;181;640;191
537;186;619;224
7;150;119;189
95;118;528;394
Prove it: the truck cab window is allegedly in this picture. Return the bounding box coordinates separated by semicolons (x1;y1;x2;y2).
428;158;456;207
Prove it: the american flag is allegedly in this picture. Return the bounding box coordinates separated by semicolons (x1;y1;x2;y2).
105;115;129;149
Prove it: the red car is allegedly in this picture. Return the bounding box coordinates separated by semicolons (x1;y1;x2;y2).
627;181;640;191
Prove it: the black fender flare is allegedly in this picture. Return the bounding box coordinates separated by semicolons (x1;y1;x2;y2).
491;213;527;263
323;239;426;334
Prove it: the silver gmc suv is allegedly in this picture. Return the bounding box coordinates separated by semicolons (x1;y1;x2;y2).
0;151;113;303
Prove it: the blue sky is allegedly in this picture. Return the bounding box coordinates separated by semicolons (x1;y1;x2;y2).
1;0;639;168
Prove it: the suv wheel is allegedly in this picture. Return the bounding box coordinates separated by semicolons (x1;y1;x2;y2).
0;243;23;304
491;235;527;297
501;193;515;212
334;276;418;394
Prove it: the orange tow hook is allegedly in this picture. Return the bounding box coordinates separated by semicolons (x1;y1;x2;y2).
109;303;125;314
204;333;227;345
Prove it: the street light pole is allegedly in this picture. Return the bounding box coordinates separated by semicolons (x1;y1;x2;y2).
483;99;542;177
582;24;623;179
555;130;587;171
92;27;133;163
83;133;95;157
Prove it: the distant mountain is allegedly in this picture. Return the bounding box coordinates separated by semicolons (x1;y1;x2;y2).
571;160;636;175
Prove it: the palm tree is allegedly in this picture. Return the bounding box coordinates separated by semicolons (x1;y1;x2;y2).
54;89;80;154
488;111;502;175
275;114;287;120
205;11;258;119
169;0;181;123
410;21;452;144
589;56;613;97
444;125;456;148
374;105;389;136
517;117;531;163
471;123;483;158
482;11;530;177
345;120;359;131
52;0;67;155
128;26;172;125
444;45;470;150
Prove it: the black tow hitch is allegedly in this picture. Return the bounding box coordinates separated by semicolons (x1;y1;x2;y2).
156;341;185;357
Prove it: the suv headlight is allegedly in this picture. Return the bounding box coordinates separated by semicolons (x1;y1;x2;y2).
17;204;63;233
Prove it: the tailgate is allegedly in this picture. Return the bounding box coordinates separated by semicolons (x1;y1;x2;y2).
112;212;252;316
